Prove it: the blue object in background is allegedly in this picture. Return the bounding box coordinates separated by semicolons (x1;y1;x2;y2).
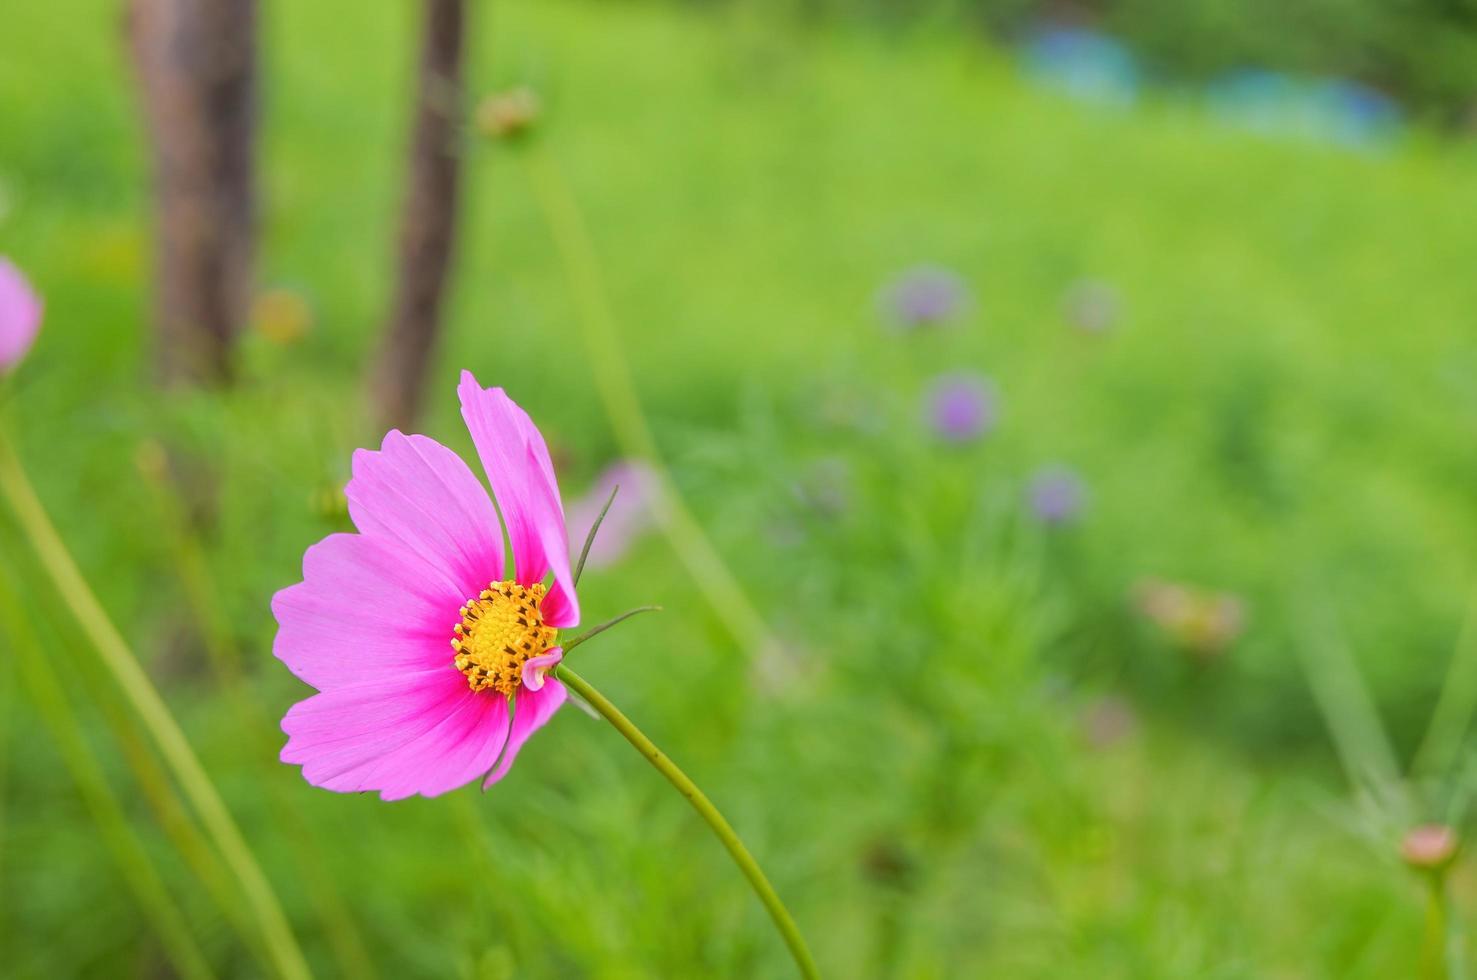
1206;68;1402;149
1020;27;1140;107
1312;79;1403;147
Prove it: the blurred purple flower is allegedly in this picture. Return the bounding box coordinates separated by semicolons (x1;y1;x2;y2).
0;257;41;373
879;265;970;329
1063;279;1119;334
925;372;997;443
1027;465;1086;525
566;460;660;572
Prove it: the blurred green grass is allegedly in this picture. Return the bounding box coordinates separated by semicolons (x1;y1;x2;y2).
4;0;1477;976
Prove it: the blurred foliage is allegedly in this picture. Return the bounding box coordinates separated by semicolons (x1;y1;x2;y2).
5;0;1477;976
682;0;1477;123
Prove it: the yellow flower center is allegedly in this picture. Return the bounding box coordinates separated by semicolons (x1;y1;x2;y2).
451;580;558;696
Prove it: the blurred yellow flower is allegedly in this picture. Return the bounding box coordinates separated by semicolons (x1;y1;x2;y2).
251;288;314;347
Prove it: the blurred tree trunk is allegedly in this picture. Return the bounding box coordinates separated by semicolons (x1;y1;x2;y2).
371;0;467;432
127;0;257;386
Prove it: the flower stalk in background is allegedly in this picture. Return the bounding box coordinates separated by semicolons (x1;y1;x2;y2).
0;569;213;980
0;408;310;977
134;438;377;978
1401;824;1463;980
275;373;819;977
0;266;311;979
507;130;780;662
0;257;42;373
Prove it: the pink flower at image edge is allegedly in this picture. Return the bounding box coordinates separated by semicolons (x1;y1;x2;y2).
273;372;581;800
0;258;42;373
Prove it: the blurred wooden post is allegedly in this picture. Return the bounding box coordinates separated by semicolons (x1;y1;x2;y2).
127;0;257;386
371;0;467;431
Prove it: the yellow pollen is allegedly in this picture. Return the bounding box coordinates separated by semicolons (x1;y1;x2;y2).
450;580;558;696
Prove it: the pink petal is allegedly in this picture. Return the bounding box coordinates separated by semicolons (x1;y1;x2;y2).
282;668;468;788
481;679;567;788
519;647;563;692
457;371;579;628
358;691;512;801
0;257;42;373
346;430;505;597
282;667;513;800
272;532;463;691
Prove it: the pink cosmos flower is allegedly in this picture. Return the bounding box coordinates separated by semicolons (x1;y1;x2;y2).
0;257;42;373
273;372;581;800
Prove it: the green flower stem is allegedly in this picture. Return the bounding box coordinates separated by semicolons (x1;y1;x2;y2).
553;664;819;979
1424;876;1448;980
1439;875;1467;980
519;145;778;660
0;566;215;980
0;428;312;980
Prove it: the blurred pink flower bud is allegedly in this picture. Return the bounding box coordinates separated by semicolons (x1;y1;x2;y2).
0;257;42;374
1401;824;1458;873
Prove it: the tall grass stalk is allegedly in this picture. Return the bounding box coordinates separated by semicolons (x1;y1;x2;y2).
1420;874;1465;980
0;428;312;980
1294;596;1407;817
0;575;9;940
137;446;378;979
518;144;778;660
0;561;215;980
1413;592;1477;780
98;685;260;949
1;487;253;954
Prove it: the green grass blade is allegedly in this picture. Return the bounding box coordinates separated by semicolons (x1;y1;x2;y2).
137;445;378;979
1412;591;1477;781
0;429;313;980
0;560;216;980
1294;594;1405;814
519;144;778;660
